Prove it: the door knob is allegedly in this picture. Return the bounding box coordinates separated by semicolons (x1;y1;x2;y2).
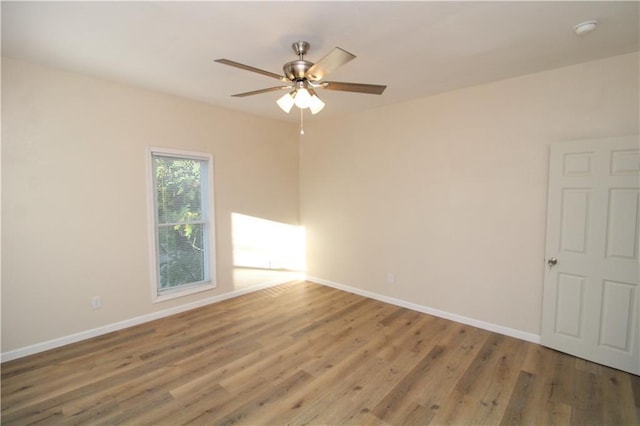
547;257;558;267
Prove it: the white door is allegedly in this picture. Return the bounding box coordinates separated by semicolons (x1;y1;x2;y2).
541;135;640;375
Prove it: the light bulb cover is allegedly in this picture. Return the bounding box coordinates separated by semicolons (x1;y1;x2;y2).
294;88;312;109
309;94;325;115
276;92;295;113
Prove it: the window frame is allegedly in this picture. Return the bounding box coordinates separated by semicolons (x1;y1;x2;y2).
147;146;216;303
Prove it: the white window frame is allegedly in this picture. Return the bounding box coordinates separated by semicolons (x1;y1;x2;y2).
147;147;216;303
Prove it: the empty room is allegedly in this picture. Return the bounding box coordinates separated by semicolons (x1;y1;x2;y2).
1;1;639;424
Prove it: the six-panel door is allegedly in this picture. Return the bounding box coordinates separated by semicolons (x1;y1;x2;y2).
541;135;639;375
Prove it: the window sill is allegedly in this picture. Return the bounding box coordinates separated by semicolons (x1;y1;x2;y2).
152;281;216;304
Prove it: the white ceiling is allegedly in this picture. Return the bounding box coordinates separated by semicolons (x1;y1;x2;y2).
2;1;638;122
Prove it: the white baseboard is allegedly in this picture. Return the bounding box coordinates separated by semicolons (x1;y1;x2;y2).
2;275;540;363
1;277;301;363
307;276;541;345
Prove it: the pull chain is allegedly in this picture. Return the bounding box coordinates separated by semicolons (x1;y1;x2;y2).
300;108;304;135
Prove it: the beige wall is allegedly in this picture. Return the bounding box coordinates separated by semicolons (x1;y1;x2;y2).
300;52;639;335
1;58;299;352
3;52;638;355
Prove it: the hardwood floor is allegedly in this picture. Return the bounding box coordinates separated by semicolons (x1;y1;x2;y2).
2;281;639;425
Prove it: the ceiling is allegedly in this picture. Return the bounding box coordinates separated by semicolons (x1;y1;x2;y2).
2;1;639;122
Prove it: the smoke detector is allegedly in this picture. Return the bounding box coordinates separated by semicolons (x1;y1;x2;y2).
574;20;598;35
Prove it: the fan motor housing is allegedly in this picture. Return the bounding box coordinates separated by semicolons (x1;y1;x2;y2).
283;60;313;81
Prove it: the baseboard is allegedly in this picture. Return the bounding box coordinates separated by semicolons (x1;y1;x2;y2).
2;275;540;363
1;276;302;363
307;276;541;345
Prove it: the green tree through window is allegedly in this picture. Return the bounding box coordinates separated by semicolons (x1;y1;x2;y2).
152;152;212;292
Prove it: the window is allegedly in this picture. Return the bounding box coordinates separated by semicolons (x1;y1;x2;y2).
149;148;215;301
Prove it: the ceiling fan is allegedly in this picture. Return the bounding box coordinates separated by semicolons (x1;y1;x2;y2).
215;41;387;117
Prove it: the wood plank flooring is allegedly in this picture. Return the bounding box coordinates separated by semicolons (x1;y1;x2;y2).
2;281;639;425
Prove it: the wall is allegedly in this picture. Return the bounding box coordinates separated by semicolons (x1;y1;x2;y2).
3;52;638;356
1;58;300;353
300;52;639;336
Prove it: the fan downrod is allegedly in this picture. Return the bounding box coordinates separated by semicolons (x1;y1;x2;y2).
283;41;313;81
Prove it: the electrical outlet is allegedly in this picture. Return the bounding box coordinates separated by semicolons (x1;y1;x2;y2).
387;273;395;284
92;296;102;310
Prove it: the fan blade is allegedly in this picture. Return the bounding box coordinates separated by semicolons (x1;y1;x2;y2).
305;47;356;81
231;86;291;97
215;59;289;82
321;81;387;95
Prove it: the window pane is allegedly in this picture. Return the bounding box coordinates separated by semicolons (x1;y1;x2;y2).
150;149;214;297
157;223;206;289
154;156;202;224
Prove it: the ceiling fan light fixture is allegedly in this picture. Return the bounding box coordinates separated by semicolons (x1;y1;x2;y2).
309;94;325;115
216;40;386;129
293;87;312;109
276;92;295;113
